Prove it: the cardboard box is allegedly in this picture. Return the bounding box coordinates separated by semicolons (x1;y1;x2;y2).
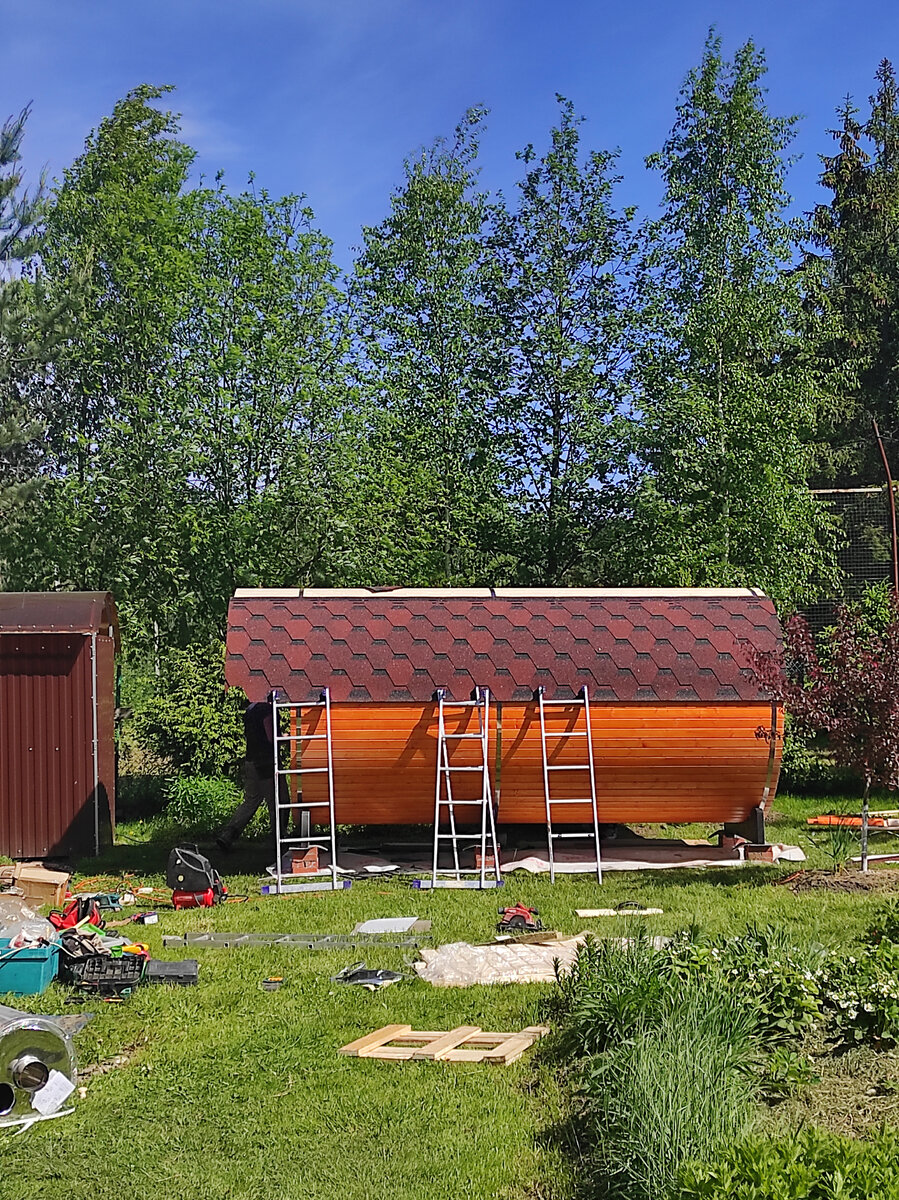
0;863;70;909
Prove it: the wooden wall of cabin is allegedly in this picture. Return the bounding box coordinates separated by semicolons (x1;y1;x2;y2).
294;701;782;829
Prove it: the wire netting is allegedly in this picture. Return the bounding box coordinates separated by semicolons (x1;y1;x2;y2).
804;487;894;631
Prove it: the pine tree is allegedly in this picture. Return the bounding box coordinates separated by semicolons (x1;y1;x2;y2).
809;61;899;486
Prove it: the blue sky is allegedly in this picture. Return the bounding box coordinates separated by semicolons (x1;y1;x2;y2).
4;1;899;268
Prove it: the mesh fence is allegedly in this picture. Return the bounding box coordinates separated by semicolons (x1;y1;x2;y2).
803;487;894;631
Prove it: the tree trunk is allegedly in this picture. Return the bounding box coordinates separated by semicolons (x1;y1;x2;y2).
861;776;872;873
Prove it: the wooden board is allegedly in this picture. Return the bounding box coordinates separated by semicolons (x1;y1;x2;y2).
294;701;781;827
338;1024;549;1065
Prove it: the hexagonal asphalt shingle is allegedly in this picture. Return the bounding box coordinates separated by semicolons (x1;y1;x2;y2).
226;591;781;703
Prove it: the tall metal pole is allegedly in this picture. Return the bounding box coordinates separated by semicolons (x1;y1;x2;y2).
873;419;899;595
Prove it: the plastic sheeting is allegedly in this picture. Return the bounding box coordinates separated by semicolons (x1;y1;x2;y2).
414;936;587;987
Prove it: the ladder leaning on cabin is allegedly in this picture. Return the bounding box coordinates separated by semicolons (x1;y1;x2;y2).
268;689;346;894
537;686;603;884
424;687;502;890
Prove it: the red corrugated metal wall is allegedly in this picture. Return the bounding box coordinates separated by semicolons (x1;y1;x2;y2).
0;633;116;859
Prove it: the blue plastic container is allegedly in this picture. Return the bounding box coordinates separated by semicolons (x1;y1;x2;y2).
0;938;60;996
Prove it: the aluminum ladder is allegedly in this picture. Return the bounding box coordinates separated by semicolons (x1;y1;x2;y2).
537;686;602;884
423;687;502;889
269;689;347;894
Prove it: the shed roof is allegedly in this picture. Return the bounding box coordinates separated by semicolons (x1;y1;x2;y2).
226;588;780;704
0;592;120;648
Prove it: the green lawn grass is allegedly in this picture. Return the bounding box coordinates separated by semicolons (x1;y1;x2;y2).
2;793;896;1200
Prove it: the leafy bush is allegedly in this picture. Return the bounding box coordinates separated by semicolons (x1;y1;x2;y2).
822;939;899;1048
163;776;241;832
664;925;827;1043
759;1047;820;1100
134;642;245;778
779;715;853;795
678;1127;899;1199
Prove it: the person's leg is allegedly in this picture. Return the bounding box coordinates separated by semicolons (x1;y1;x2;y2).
266;775;290;840
217;760;265;849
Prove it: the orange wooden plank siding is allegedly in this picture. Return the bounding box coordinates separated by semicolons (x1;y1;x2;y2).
295;701;781;828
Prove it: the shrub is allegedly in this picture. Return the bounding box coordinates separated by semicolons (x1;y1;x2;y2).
555;931;674;1056
664;925;827;1043
583;985;757;1200
678;1127;899;1200
822;939;899;1048
163;776;242;833
134;641;246;778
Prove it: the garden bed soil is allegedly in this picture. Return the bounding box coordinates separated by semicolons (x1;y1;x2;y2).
777;868;899;894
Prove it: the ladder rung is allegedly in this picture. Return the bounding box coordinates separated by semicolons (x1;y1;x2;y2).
542;730;589;738
550;832;600;840
442;733;484;740
275;702;327;710
439;765;484;773
541;699;586;706
547;798;595;805
279;767;329;775
277;801;331;809
279;836;331;846
276;733;327;742
546;764;591;771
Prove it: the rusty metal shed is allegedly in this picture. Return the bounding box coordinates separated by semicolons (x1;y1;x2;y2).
0;592;119;859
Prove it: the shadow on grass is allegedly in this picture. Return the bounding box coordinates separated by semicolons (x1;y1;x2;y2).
530;1026;605;1200
78;824;277;881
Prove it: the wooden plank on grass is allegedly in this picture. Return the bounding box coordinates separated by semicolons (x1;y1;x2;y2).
339;1024;412;1057
479;1026;549;1065
412;1026;482;1060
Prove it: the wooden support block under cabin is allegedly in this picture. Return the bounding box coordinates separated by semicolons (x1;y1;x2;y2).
291;847;319;874
744;843;775;862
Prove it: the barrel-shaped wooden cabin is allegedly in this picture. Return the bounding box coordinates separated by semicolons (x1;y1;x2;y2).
225;588;783;839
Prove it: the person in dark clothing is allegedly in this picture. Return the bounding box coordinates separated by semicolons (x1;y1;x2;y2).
216;691;288;851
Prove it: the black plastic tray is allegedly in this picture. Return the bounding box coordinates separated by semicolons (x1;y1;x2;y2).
64;953;146;995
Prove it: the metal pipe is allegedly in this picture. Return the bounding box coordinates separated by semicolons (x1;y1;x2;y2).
90;632;100;857
873;420;899;595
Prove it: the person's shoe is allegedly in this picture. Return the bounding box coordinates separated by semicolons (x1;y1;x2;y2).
214;835;232;854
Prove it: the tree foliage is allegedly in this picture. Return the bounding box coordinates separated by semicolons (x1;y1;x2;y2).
627;36;835;603
350;109;512;584
488;97;634;583
0;105;71;578
809;60;899;486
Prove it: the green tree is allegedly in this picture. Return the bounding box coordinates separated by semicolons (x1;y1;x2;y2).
170;181;350;626
0;105;71;581
350;109;512;584
809;60;899;486
627;35;835;604
488;97;634;583
6;86;196;646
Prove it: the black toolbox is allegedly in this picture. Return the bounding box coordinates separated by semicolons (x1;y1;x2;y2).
65;954;147;996
146;959;199;986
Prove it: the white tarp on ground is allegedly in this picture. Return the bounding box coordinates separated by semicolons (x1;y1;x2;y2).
414;936;587;986
271;843;805;879
500;844;805;873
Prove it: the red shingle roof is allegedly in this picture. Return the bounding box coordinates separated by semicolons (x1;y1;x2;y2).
225;588;780;704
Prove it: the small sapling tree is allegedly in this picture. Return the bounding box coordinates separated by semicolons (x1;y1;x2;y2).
755;595;899;871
